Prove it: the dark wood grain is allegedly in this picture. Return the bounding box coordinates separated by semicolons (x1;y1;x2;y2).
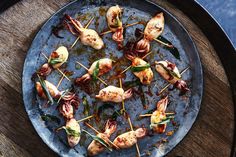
0;0;234;157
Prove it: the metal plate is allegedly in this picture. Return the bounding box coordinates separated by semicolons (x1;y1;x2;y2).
22;0;203;156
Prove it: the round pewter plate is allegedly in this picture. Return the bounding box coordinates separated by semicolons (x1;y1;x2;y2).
22;0;203;156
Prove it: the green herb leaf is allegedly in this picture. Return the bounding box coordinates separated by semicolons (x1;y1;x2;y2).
63;126;80;137
97;103;114;115
110;15;122;28
37;75;54;104
157;63;181;79
82;129;112;151
41;114;61;125
49;58;64;65
157;36;180;60
92;61;100;81
130;63;150;72
82;96;90;116
123;79;141;89
139;85;147;109
150;116;174;129
111;110;121;120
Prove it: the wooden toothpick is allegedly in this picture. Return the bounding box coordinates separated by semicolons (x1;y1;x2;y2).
119;78;140;157
41;53;70;81
77;115;94;123
120;51;152;74
84;122;119;149
100;21;140;35
76;61;108;86
119;78;125;112
127;116;141;157
139;114;152;118
84;122;100;134
157;66;190;95
56;115;94;132
70;16;95;49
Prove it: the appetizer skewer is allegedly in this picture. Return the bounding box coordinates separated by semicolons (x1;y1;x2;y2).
158;66;190;95
65;118;81;147
106;5;124;49
36;76;80;118
120;51;152;75
118;78;142;157
70;16;95;48
64;14;104;50
36;80;61;100
86;120;118;156
75;61;108;86
127;55;153;85
58;91;80;119
150;96;173;133
135;12;164;54
95;85;132;103
75;58;113;83
41;51;70;81
38;46;69;79
56;115;94;147
155;60;189;93
113;127;146;149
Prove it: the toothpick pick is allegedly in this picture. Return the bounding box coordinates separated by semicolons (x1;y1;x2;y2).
154;38;173;48
125;21;140;28
70;16;95;49
137;30;173;48
120;65;131;74
180;66;190;74
57;75;65;88
84;122;100;134
77;115;94;123
127;117;134;131
100;30;112;36
41;53;70;81
135;142;141;157
119;77;140;156
56;115;95;132
127;116;141;157
158;66;190;95
76;61;89;71
100;21;140;35
142;51;152;59
56;68;71;81
76;61;108;86
41;52;49;60
120;51;152;74
119;78;125;112
84;122;119;149
139;112;175;119
139;114;152;118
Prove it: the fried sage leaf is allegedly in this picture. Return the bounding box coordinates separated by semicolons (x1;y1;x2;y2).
63;126;80;137
150;115;175;128
82;129;112;151
92;61;100;81
49;58;64;65
157;36;180;60
37;75;54;104
130;63;150;72
41;114;61;125
157;63;181;79
123;79;141;89
82;96;90;116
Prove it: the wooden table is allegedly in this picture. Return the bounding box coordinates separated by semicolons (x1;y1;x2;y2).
0;0;234;156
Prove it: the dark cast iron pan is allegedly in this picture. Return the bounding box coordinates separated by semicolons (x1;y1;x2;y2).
22;0;203;156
